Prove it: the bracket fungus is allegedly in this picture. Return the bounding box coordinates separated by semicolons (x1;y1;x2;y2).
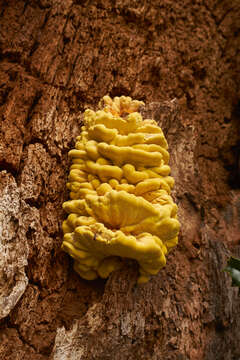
62;96;180;283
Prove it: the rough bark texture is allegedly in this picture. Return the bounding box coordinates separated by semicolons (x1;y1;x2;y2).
0;0;240;359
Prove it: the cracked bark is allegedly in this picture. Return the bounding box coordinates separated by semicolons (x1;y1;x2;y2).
0;0;240;359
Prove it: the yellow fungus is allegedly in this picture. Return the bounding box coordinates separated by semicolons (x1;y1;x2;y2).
88;124;118;142
68;149;88;159
96;157;110;165
96;183;112;195
85;140;100;161
85;160;123;181
91;178;101;189
115;183;135;193
62;96;180;283
113;133;145;146
145;133;168;148
109;178;119;188
151;165;171;176
123;164;149;184
98;143;162;167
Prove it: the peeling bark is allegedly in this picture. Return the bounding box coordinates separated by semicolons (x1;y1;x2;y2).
0;172;28;319
0;0;240;359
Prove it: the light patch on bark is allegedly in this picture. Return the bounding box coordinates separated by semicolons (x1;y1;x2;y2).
86;303;103;333
0;172;28;319
120;311;145;338
53;322;85;360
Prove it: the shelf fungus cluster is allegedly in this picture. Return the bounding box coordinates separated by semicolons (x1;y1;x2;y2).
62;96;180;283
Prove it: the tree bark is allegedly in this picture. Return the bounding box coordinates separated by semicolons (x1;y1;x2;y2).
0;1;240;359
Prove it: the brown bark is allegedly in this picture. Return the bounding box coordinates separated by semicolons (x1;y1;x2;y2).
0;0;240;359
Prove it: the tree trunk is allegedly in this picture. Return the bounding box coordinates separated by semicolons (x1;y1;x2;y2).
0;1;240;359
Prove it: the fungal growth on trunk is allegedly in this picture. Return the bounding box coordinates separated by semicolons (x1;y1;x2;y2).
62;96;180;283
